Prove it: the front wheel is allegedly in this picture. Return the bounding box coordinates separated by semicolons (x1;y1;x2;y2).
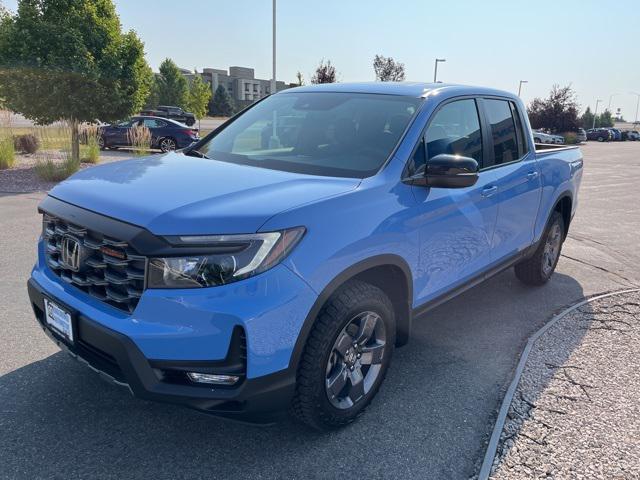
291;280;395;430
514;211;565;286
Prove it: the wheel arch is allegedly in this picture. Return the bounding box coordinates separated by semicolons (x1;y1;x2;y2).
289;255;414;372
553;192;573;239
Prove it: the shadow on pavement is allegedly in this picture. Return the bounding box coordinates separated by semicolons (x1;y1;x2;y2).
0;270;586;479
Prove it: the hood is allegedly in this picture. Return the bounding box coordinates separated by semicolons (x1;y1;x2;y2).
49;152;360;235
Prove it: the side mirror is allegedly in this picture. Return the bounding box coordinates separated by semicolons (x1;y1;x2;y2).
409;154;479;188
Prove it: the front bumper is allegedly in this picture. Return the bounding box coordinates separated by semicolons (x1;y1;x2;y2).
28;278;298;422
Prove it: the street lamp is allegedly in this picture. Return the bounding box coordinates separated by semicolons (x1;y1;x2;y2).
433;58;446;83
608;93;620;111
631;92;640;127
593;99;602;129
518;80;528;97
271;0;276;95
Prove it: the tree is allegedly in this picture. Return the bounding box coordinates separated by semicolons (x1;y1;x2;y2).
373;54;405;82
580;106;594;129
527;84;580;133
156;58;188;108
311;59;337;84
597;109;614;128
209;85;234;117
0;0;152;161
186;71;212;127
295;71;304;86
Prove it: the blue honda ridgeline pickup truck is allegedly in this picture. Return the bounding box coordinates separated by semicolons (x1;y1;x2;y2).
28;83;583;429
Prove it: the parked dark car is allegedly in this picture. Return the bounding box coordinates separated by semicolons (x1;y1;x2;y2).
626;130;640;141
99;116;199;152
139;105;196;126
609;128;622;141
586;128;612;142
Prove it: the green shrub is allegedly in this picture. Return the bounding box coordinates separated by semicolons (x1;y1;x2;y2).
563;132;578;144
35;156;80;181
0;137;16;169
13;133;40;154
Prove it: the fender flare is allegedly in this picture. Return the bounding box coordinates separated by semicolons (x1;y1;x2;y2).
288;254;414;373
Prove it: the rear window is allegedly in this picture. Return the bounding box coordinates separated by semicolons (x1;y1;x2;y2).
195;92;421;178
484;99;520;166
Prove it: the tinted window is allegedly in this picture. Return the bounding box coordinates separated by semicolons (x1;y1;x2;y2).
509;102;528;158
422;99;483;168
143;118;166;128
196;93;421;178
485;99;519;166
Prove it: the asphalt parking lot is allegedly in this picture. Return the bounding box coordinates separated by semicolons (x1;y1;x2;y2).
1;142;639;479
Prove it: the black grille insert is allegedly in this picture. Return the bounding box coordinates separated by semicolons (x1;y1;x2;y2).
43;213;146;313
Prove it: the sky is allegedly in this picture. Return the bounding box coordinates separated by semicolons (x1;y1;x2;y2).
4;0;640;120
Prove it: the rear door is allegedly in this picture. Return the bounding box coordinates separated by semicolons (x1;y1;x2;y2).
479;98;541;263
410;97;501;305
141;118;168;146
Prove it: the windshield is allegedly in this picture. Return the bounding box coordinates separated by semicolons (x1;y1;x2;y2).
194;92;421;178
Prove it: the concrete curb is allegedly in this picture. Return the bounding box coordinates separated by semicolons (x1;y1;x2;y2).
477;287;640;480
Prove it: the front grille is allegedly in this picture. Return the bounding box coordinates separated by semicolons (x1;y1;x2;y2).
43;213;146;313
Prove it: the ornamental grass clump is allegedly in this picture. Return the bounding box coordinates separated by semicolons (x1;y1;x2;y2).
127;124;151;156
80;124;100;163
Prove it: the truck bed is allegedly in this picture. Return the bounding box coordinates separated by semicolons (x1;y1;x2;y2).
534;143;581;153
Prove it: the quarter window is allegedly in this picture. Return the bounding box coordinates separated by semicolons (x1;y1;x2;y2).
484;99;520;166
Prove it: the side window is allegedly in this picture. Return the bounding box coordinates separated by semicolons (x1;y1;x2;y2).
484;99;519;166
143;118;167;128
422;99;483;170
509;102;528;158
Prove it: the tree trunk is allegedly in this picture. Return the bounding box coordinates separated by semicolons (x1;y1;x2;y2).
70;118;80;162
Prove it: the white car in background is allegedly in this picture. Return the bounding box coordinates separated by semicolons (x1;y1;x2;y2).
533;130;564;144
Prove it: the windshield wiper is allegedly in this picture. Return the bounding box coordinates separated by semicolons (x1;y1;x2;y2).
185;149;210;159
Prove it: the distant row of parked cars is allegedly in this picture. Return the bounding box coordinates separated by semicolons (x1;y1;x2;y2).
585;127;640;142
533;127;640;144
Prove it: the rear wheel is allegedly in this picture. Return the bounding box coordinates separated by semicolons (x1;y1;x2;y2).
291;280;395;430
98;136;106;150
159;137;177;152
597;136;604;142
514;211;565;286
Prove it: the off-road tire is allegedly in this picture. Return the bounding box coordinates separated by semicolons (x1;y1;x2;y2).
514;210;565;286
291;279;396;430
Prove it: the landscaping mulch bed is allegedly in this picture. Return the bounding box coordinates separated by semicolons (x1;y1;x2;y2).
0;150;145;193
489;291;640;479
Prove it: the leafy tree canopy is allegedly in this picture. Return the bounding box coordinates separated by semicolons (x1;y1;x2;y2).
373;54;405;82
0;0;152;159
311;59;337;84
156;58;188;108
186;71;212;121
527;84;580;133
209;84;234;117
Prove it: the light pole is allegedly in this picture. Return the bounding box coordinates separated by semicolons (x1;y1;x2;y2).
631;92;640;127
608;93;620;111
518;80;528;97
271;0;276;96
592;99;602;129
433;58;446;83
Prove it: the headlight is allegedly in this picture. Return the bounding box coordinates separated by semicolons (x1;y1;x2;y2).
147;227;305;289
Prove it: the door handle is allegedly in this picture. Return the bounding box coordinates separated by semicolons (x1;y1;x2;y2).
526;171;539;180
481;186;498;198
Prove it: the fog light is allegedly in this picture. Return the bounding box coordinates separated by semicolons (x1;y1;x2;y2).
187;372;240;385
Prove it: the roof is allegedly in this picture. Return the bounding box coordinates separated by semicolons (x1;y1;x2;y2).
280;82;518;100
